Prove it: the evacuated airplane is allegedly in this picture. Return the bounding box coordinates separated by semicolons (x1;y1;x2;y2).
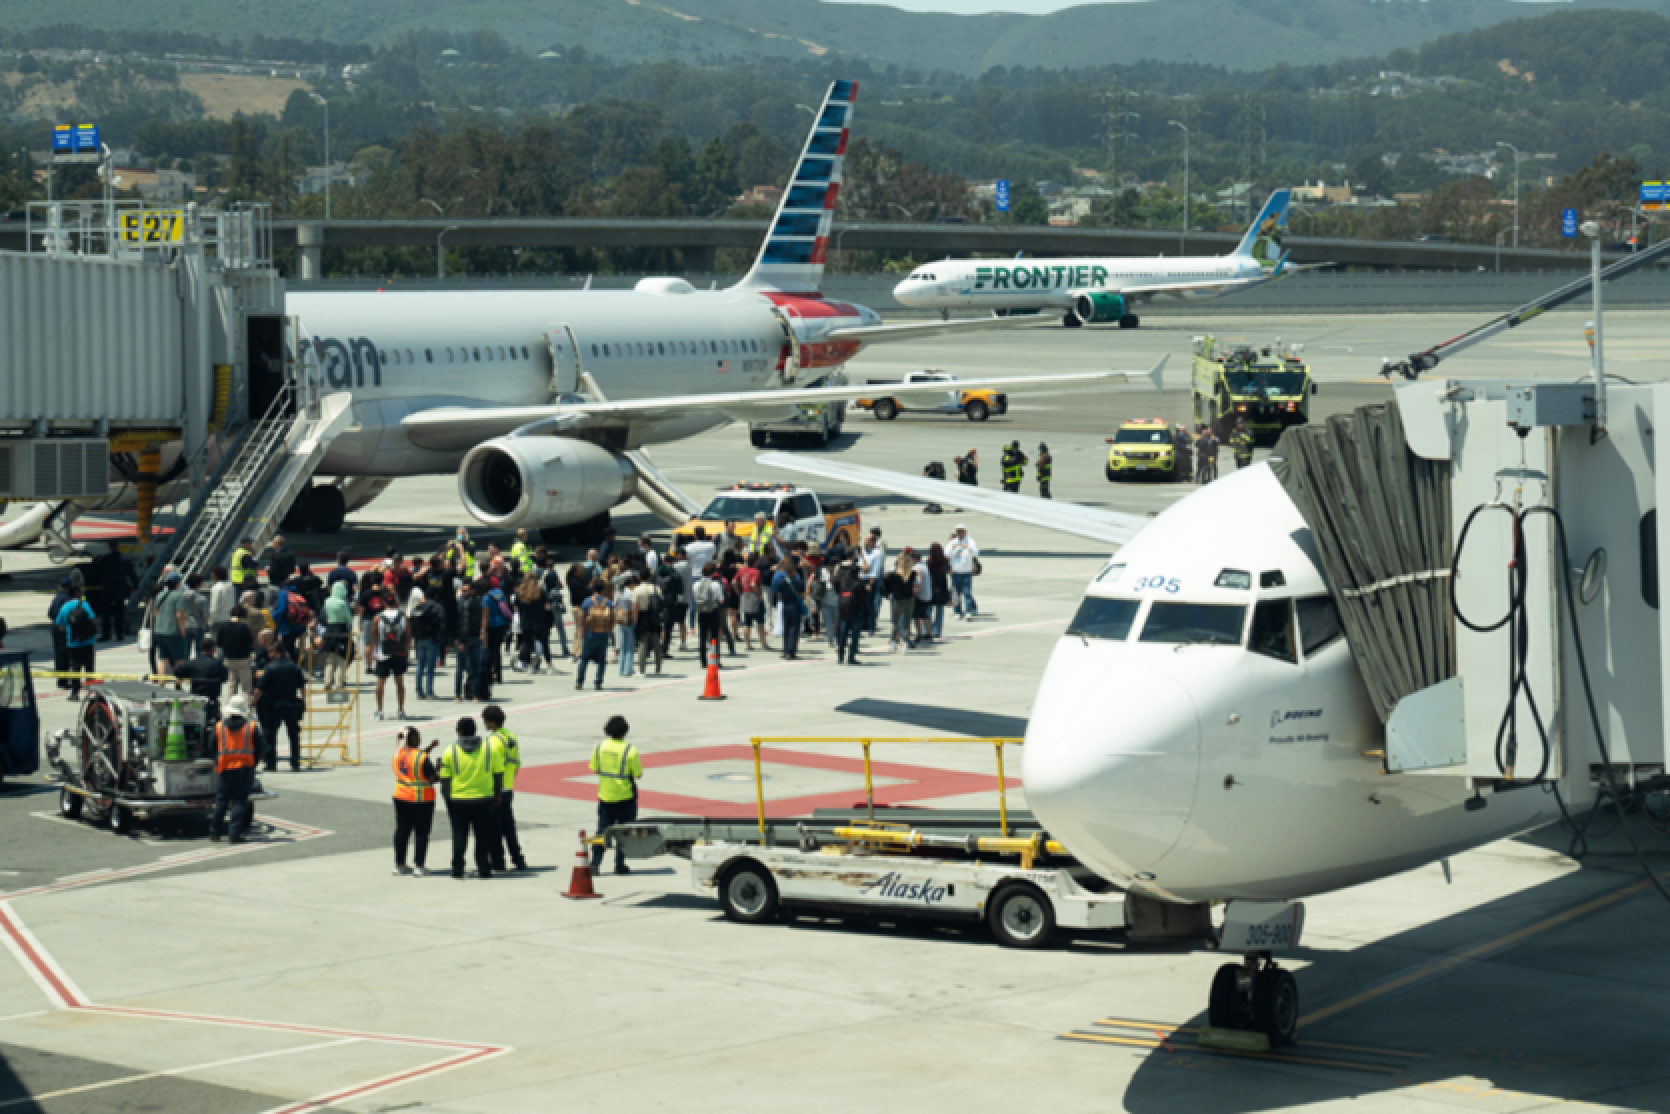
893;189;1298;329
755;449;1557;1045
0;79;1156;550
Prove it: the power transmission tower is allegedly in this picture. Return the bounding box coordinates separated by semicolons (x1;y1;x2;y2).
1096;81;1140;193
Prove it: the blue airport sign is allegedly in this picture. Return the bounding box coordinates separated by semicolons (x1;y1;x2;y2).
52;124;100;155
995;179;1010;213
1561;208;1579;238
1641;181;1670;203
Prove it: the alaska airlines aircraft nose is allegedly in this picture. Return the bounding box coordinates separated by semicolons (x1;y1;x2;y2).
1023;656;1202;884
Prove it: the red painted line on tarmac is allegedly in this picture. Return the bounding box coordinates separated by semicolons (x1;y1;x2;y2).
0;904;83;1009
262;1045;507;1114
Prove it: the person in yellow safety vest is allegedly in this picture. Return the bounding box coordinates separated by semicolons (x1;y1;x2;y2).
391;726;441;876
510;530;534;575
437;715;504;879
209;694;262;844
447;527;478;579
588;714;643;876
230;537;258;595
481;705;528;872
746;512;776;559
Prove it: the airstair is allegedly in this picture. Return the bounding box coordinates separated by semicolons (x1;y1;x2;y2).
128;343;352;605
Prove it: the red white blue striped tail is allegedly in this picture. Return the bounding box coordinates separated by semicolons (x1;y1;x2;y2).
735;79;856;295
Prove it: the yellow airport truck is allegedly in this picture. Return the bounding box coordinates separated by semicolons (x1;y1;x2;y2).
1191;336;1316;444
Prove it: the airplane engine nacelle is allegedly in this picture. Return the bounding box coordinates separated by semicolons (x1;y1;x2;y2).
458;438;636;531
1071;291;1127;325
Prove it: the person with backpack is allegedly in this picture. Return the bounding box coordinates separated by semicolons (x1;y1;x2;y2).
540;558;569;665
454;581;487;702
773;556;808;661
834;556;865;665
318;581;354;689
373;599;412;720
271;577;311;660
632;571;665;675
56;585;98;697
482;578;512;693
409;588;446;700
818;561;841;649
693;562;728;670
576;580;615;691
656;557;686;660
613;573;640;679
512;564;547;674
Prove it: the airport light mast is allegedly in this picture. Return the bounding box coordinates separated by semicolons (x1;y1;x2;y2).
1496;140;1522;249
1170;119;1190;254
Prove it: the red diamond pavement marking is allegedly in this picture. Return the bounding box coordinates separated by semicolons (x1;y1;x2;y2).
516;744;1021;818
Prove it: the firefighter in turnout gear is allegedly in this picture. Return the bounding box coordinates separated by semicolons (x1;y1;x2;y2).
588;715;643;875
1196;428;1219;483
1231;419;1255;470
1001;441;1027;492
1035;443;1053;499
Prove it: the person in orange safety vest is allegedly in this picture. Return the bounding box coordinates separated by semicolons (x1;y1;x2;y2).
392;725;441;876
210;693;263;844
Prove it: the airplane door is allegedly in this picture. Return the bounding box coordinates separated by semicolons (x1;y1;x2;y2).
545;325;582;398
770;308;801;384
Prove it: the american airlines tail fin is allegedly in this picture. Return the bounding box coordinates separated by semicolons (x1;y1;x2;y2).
1232;188;1291;270
735;79;856;294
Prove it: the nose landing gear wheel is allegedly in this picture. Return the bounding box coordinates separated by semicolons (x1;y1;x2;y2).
59;787;82;819
1208;955;1298;1046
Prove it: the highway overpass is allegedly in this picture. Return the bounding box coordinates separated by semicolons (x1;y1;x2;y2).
259;218;1631;279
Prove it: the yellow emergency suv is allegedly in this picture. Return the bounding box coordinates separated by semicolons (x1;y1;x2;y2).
1105;418;1179;482
672;483;861;553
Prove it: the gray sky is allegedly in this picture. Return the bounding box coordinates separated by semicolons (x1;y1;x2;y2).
822;0;1126;14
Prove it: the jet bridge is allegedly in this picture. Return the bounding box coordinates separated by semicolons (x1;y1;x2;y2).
1274;372;1670;823
0;201;345;591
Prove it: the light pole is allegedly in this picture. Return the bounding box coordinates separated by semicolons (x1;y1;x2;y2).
1169;120;1189;253
310;92;331;219
437;225;458;279
1496;141;1521;249
1581;219;1607;432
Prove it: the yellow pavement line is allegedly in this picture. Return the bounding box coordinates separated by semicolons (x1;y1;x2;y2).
1093;1020;1430;1059
1061;1031;1401;1075
1300;871;1667;1028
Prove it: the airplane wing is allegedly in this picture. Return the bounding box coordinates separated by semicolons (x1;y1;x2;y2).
825;313;1059;343
753;452;1151;547
402;359;1166;452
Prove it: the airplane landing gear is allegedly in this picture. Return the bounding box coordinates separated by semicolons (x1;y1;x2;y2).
1211;900;1306;1046
1208;952;1299;1046
1118;313;1140;329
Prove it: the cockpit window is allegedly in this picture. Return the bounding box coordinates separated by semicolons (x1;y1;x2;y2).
1260;570;1286;588
1094;562;1126;585
1296;596;1344;656
1066;597;1140;641
1249;599;1297;664
1214;569;1252;590
1139;602;1245;646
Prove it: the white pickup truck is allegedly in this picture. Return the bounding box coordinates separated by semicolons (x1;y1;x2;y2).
855;369;1008;422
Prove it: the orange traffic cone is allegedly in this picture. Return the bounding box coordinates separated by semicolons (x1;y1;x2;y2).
698;641;726;701
562;830;602;900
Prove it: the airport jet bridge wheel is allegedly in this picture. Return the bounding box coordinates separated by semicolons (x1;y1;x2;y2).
720;861;780;924
1208;954;1298;1046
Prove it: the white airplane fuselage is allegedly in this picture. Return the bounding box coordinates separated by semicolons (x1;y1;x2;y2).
894;254;1267;313
288;287;874;478
1023;463;1557;905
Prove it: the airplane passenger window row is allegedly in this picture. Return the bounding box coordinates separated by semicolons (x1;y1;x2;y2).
588;338;763;359
398;345;535;365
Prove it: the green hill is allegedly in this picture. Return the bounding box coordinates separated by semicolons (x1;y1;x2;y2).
11;0;1670;73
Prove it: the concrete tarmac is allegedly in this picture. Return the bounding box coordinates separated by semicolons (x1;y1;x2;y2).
2;309;1669;1112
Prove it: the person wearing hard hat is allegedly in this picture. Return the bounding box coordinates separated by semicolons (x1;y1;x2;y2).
588;715;643;876
209;694;263;844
